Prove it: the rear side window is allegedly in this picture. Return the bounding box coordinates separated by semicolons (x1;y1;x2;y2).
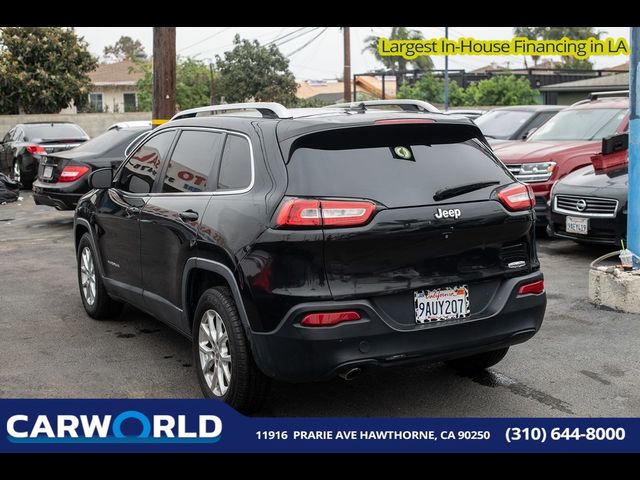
285;124;513;208
161;130;224;193
117;131;175;194
217;134;252;191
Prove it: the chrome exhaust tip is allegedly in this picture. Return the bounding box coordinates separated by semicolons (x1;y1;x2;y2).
338;367;362;381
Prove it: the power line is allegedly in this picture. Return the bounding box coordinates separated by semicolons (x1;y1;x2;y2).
286;27;328;58
178;27;231;53
273;27;321;48
264;27;309;46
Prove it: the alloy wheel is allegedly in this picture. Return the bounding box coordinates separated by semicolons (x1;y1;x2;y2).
80;247;96;306
12;161;21;184
198;309;232;396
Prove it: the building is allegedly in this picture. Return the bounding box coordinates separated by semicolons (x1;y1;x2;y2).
296;77;397;103
540;72;629;105
86;60;144;113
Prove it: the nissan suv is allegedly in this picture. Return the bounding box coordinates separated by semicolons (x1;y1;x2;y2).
74;101;546;413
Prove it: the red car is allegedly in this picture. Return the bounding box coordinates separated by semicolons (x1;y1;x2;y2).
492;96;629;225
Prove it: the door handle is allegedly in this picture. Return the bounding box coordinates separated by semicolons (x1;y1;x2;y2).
179;210;199;222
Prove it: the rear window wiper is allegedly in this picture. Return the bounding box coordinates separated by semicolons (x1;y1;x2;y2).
433;181;500;202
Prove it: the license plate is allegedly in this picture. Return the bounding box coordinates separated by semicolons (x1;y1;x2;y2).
566;216;588;235
414;285;469;324
43;166;54;180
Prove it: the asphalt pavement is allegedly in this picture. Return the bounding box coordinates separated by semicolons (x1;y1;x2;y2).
1;192;638;416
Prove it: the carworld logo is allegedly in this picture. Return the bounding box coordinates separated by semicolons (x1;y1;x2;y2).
6;410;222;444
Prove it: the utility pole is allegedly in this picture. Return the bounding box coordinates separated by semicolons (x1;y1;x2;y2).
209;63;216;105
628;27;640;267
343;27;351;102
152;27;176;128
443;26;449;112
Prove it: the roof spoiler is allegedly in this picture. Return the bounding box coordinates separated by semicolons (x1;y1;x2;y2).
327;99;441;113
171;102;292;121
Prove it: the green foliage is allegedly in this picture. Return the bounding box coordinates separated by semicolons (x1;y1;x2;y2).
135;58;217;112
396;73;539;107
0;27;97;114
512;27;602;69
465;75;539;105
104;36;147;61
214;35;297;104
363;27;434;74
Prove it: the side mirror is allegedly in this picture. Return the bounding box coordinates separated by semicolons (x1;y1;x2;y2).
88;168;113;189
602;132;628;154
522;127;538;140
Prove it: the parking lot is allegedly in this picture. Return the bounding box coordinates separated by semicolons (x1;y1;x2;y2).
1;191;639;417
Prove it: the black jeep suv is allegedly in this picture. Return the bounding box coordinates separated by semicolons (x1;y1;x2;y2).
74;101;546;413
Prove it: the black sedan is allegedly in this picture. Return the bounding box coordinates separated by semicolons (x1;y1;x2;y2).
32;123;150;210
547;160;627;246
0;122;89;188
474;105;562;146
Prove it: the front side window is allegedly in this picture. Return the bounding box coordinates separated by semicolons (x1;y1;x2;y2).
217;134;252;191
161;130;224;193
117;131;175;194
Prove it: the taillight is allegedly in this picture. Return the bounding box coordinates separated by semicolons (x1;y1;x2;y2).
497;183;534;211
275;198;376;228
26;145;46;154
300;311;361;327
518;280;545;295
59;165;90;182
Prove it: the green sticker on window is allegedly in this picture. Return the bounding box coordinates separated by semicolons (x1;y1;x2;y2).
393;146;413;160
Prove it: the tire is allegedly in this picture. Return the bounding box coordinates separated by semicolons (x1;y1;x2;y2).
11;159;25;189
193;287;270;414
77;233;122;319
446;347;509;373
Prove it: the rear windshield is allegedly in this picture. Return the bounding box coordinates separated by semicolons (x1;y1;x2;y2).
24;124;87;141
528;108;626;141
71;128;149;155
285;124;513;208
474;110;534;139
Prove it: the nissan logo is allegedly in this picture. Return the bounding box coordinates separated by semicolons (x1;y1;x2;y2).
576;199;587;212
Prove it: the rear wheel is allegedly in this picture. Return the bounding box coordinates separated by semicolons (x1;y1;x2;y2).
446;347;509;373
77;233;122;319
193;287;270;414
12;160;22;187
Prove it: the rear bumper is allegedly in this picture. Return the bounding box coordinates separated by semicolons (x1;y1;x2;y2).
251;271;546;382
32;181;83;210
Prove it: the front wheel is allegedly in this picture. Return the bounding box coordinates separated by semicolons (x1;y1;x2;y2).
446;347;509;373
193;287;270;414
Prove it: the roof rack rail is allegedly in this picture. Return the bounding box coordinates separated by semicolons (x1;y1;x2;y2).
327;99;441;113
589;90;629;100
171;102;292;121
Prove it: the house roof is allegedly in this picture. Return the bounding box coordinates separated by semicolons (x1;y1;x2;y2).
539;72;629;92
89;60;145;86
608;61;629;72
296;77;397;101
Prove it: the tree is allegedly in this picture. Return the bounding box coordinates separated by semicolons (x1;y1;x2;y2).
104;36;147;62
512;27;603;70
464;74;539;106
363;27;434;87
0;27;97;114
513;27;540;67
136;57;216;112
214;35;297;105
396;73;539;107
